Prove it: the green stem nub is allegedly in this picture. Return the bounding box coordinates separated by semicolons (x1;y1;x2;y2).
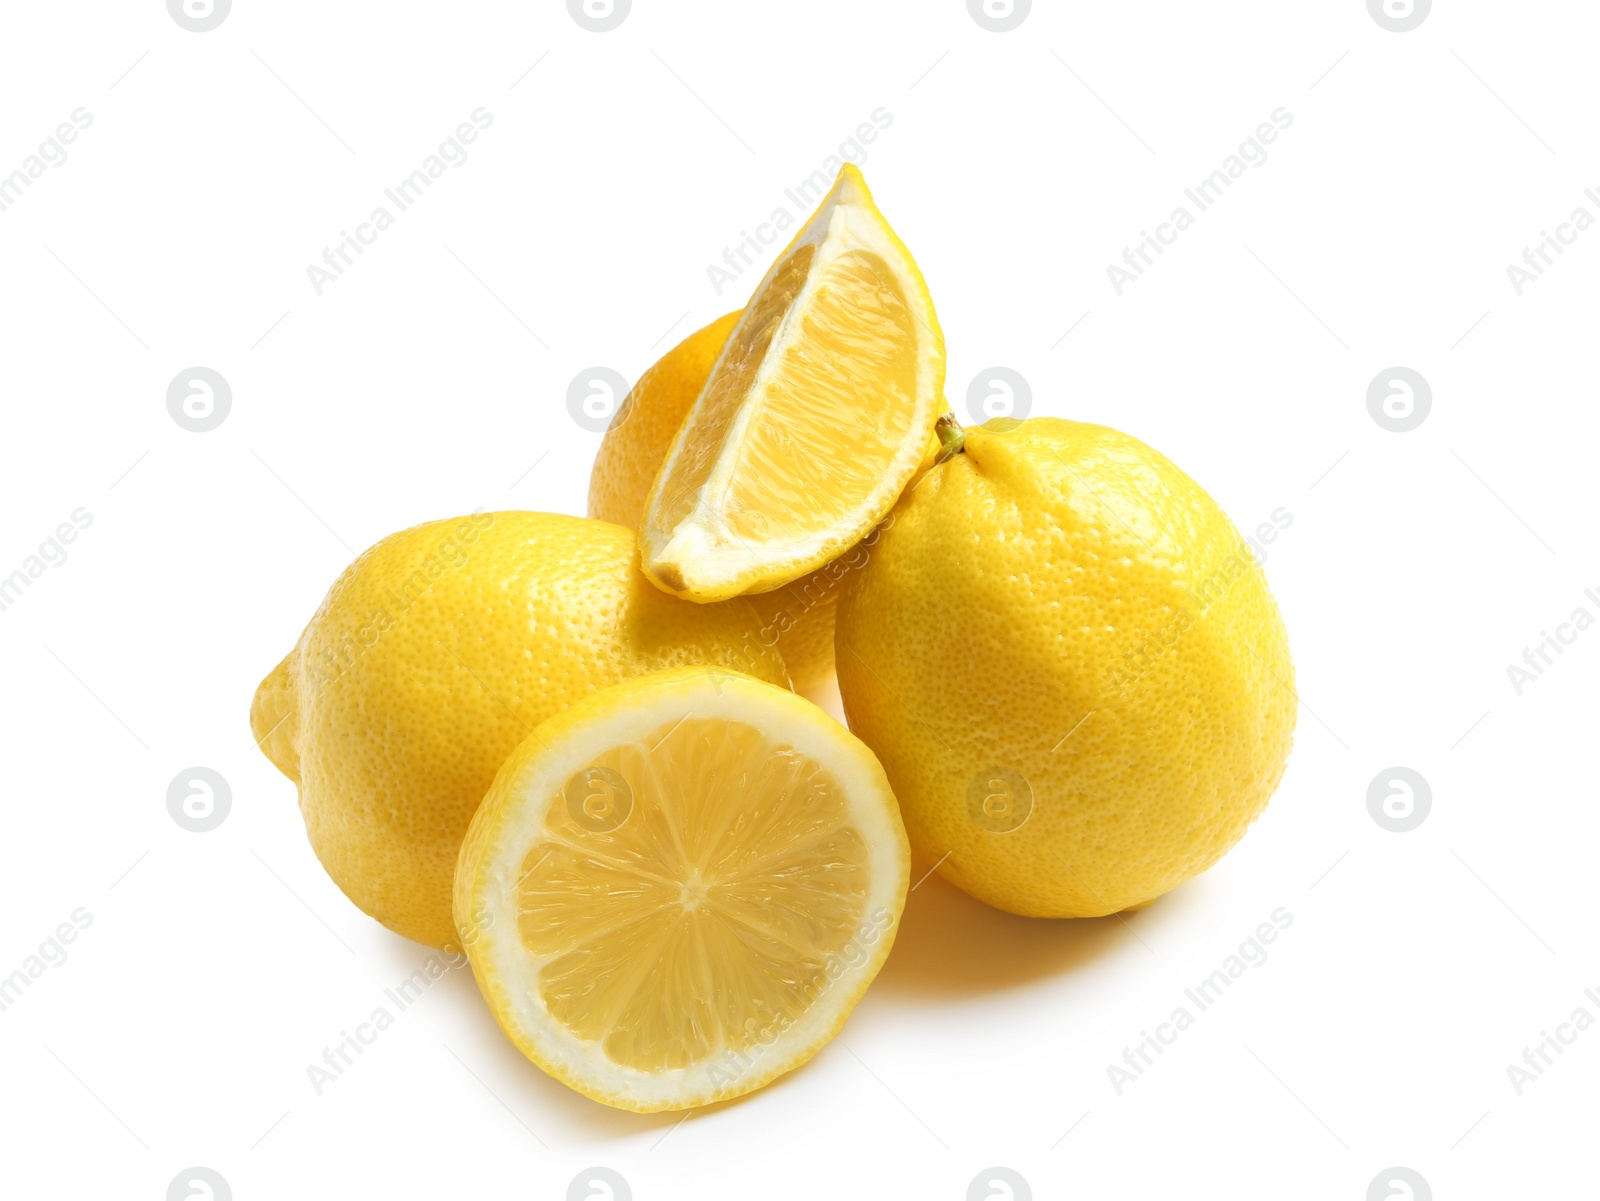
934;413;965;461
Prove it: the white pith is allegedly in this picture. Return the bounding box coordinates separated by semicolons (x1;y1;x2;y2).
647;170;943;597
464;673;908;1110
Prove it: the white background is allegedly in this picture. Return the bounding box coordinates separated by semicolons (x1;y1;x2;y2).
0;1;1592;1197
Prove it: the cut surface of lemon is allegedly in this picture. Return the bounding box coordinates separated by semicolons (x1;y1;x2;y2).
639;164;945;602
454;667;909;1112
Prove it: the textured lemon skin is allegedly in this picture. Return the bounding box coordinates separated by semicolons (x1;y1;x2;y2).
454;667;910;1112
587;312;741;536
836;419;1295;917
249;513;788;948
588;312;845;690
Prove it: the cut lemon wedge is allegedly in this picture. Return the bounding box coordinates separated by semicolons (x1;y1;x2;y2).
639;164;945;602
454;667;910;1112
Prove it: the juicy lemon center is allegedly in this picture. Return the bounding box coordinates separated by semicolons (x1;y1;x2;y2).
652;244;816;535
723;247;920;543
650;242;920;549
515;716;870;1072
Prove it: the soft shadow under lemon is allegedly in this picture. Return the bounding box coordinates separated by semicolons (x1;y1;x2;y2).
872;871;1160;999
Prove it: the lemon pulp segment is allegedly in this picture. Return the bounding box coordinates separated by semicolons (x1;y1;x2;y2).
651;245;921;546
640;164;944;602
456;667;909;1111
520;716;870;1072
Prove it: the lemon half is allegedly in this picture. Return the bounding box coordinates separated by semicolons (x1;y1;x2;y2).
249;513;788;949
454;667;910;1111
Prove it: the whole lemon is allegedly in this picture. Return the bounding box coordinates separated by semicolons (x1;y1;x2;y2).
250;511;788;948
835;418;1295;917
587;313;741;537
587;312;852;691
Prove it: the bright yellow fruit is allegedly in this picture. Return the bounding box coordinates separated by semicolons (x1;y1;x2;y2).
588;311;843;691
455;666;909;1112
249;513;788;949
836;418;1296;917
588;311;742;540
640;164;945;604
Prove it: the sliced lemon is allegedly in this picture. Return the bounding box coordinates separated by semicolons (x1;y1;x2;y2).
454;666;910;1112
639;164;945;602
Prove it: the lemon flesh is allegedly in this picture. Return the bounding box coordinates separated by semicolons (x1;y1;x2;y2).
588;310;844;691
640;164;944;603
835;418;1296;918
249;513;789;949
455;667;909;1111
588;311;742;541
590;311;941;691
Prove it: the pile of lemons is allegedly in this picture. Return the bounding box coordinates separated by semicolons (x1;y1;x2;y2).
252;165;1295;1113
